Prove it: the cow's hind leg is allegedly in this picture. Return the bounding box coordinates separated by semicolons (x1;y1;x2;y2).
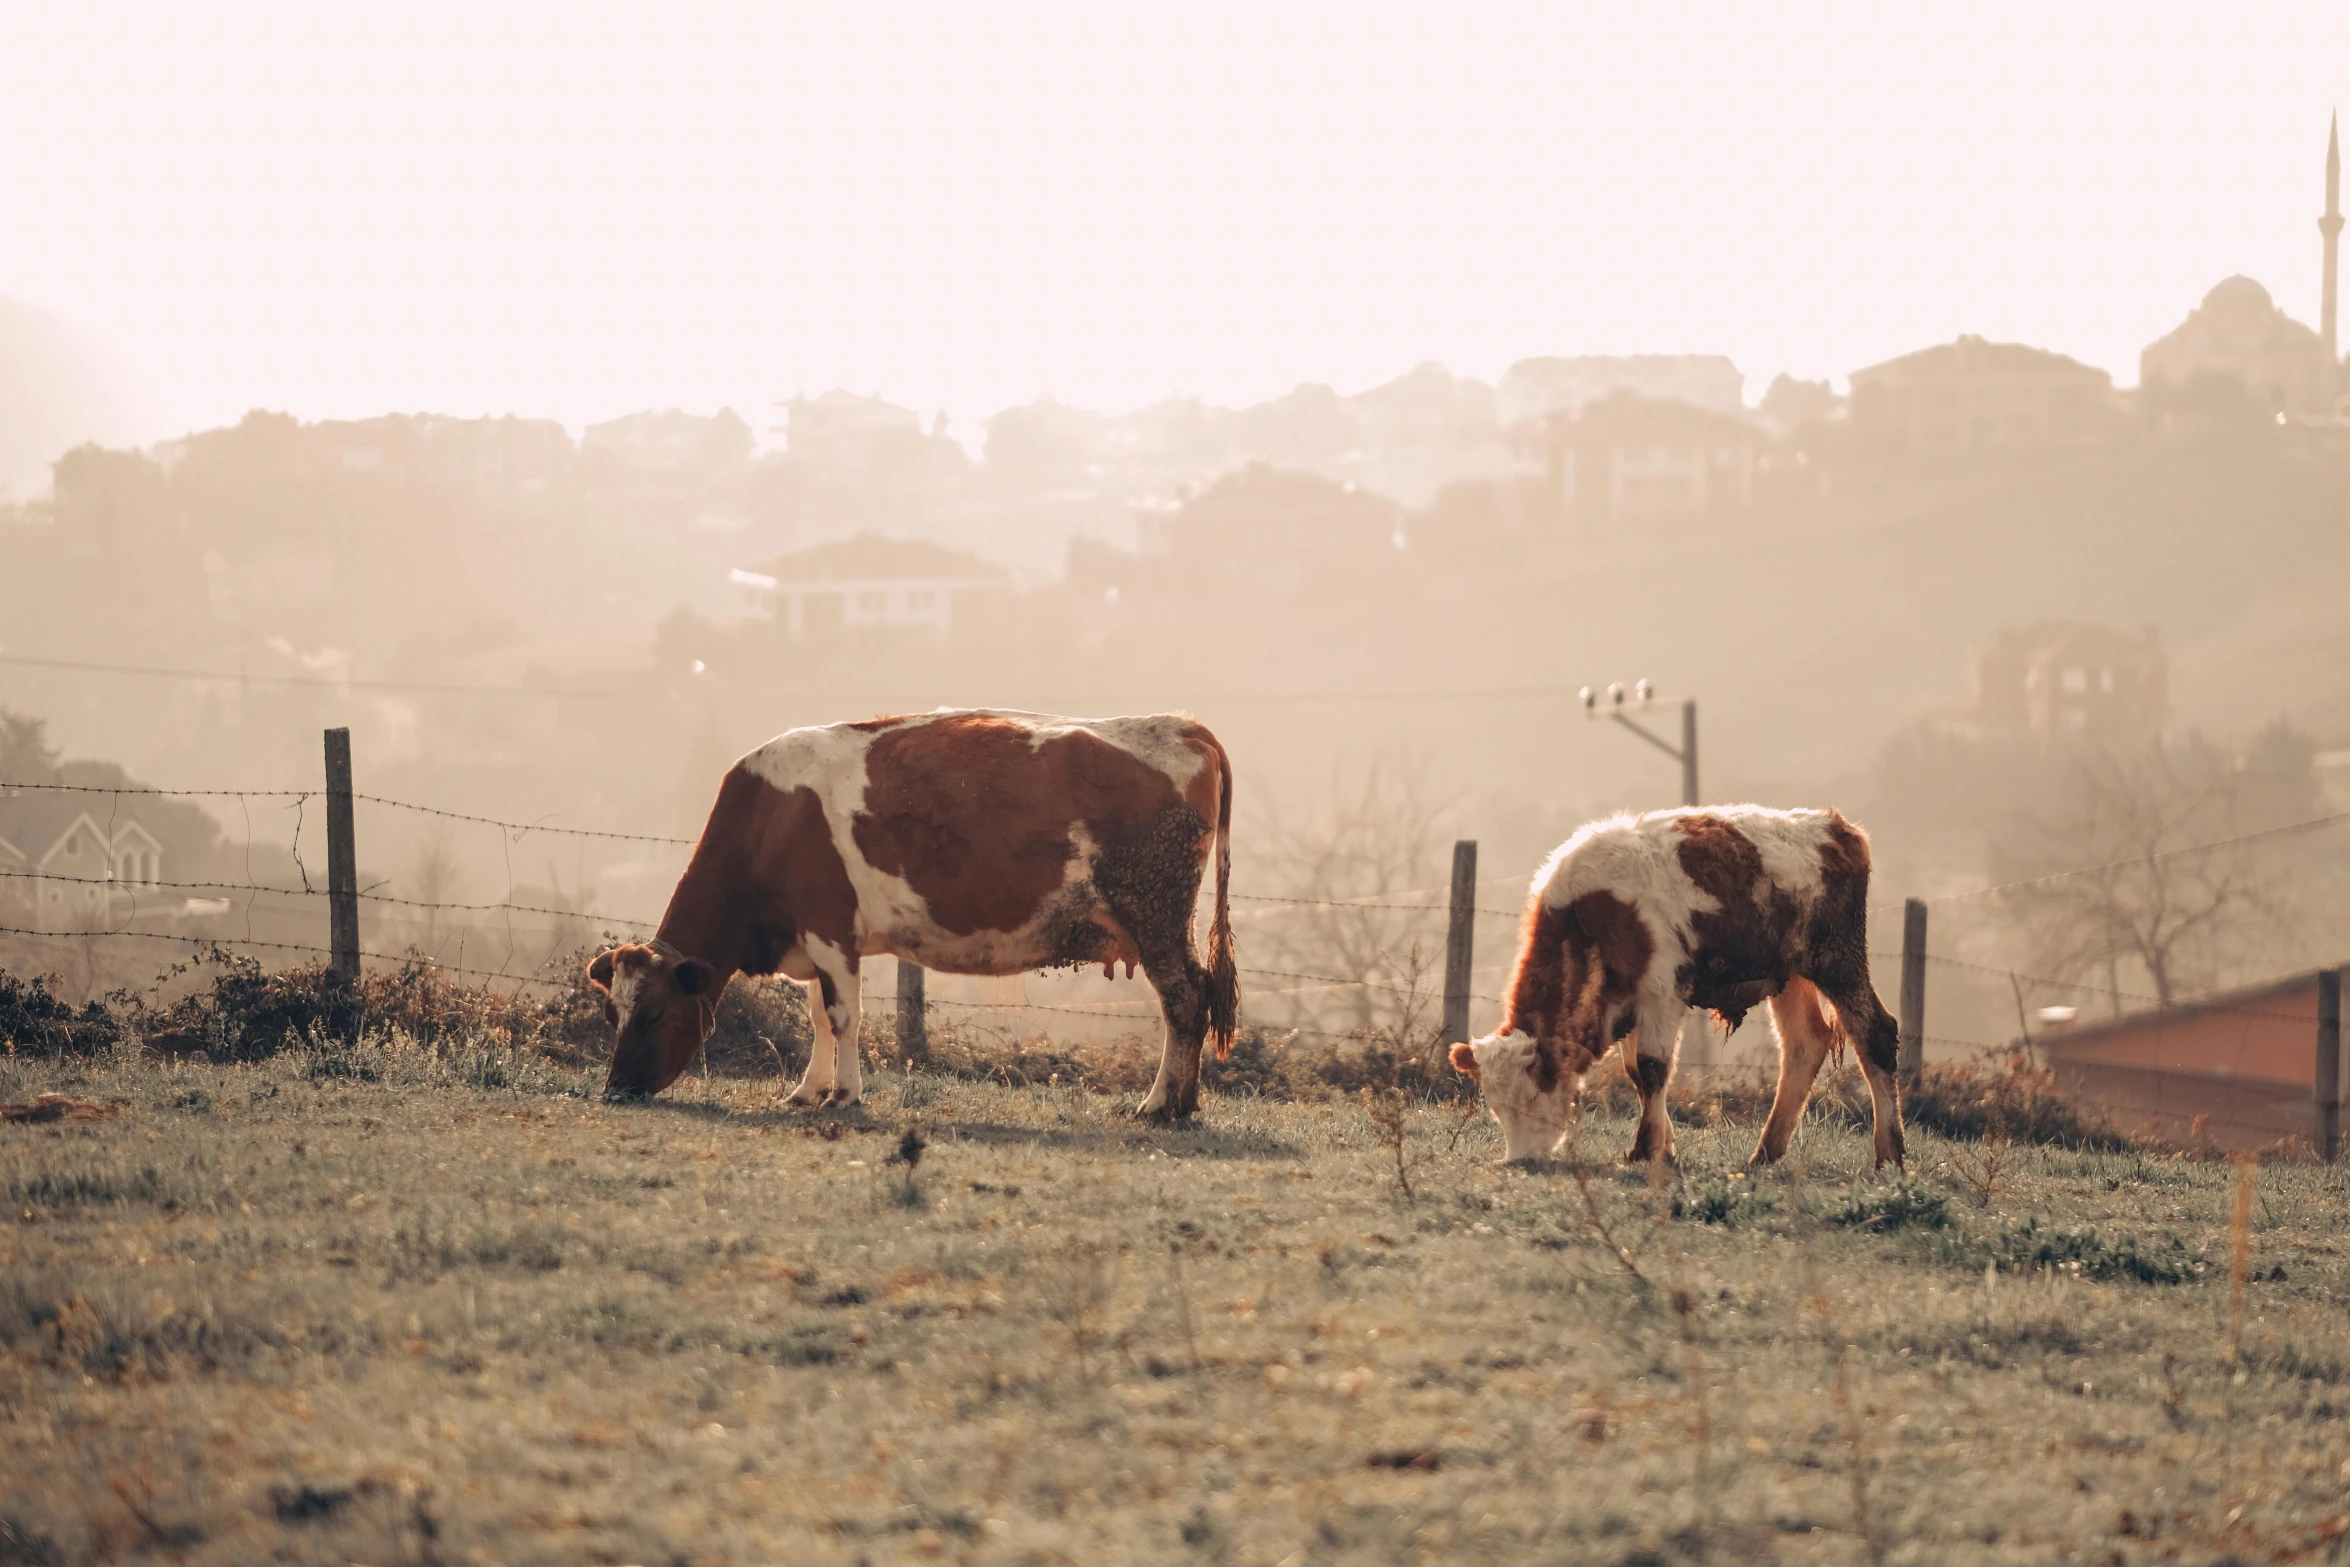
1109;821;1217;1123
1811;966;1905;1171
1129;902;1209;1122
1753;978;1835;1164
784;978;837;1106
1134;955;1207;1121
1625;997;1686;1166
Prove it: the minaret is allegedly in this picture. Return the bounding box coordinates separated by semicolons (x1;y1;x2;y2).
2324;111;2343;399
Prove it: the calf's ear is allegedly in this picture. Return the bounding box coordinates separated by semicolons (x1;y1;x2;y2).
587;951;616;993
674;959;716;996
1448;1041;1480;1080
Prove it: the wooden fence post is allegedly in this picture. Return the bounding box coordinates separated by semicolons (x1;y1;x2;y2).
2317;968;2341;1162
323;727;359;984
898;959;928;1062
1897;897;1927;1084
1442;839;1477;1045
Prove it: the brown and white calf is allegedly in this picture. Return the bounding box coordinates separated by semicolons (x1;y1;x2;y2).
590;709;1238;1119
1448;806;1904;1169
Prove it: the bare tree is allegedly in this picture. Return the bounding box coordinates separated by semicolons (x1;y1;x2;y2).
1245;764;1446;1033
1989;739;2290;1008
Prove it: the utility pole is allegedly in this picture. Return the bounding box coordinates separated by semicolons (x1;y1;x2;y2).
1581;682;1699;806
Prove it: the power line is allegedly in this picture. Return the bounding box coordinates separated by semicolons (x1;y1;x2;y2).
352;794;695;846
0;781;312;798
0;651;621;701
1926;809;2350;904
0;648;1622;709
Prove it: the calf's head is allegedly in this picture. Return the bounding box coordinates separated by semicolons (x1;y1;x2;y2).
590;943;721;1098
1451;897;1646;1161
1448;1031;1579;1161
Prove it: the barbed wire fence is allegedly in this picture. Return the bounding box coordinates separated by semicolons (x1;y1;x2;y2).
3;726;2344;1152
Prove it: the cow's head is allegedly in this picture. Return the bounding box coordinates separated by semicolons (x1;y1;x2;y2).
1449;1030;1580;1162
590;943;722;1098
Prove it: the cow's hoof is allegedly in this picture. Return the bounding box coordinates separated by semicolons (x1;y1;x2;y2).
1747;1144;1786;1167
1129;1101;1188;1124
783;1089;829;1109
821;1088;862;1109
1625;1150;1678;1169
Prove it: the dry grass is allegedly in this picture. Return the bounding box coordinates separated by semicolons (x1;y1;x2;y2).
2;1031;2349;1565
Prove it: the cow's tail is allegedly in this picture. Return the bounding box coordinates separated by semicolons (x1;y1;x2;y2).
1201;734;1239;1060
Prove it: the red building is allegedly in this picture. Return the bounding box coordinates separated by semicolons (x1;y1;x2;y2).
2040;969;2343;1153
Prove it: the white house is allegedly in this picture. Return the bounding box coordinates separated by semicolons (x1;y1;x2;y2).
730;532;1009;642
0;804;168;933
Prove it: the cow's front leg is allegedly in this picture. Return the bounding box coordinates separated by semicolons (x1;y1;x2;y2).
807;942;864;1107
783;977;837;1107
1625;999;1685;1166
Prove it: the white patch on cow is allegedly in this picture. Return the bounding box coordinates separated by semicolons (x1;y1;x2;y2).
606;965;648;1024
1464;1030;1577;1161
739;721;882;824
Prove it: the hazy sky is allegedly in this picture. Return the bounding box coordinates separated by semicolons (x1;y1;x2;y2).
4;2;2347;442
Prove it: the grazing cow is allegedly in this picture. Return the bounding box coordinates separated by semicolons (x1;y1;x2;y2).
590;709;1238;1120
1447;806;1904;1169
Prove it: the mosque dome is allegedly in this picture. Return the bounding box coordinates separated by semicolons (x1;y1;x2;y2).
2200;275;2277;318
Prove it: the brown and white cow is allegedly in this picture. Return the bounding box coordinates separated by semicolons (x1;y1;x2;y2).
1447;805;1904;1169
590;709;1238;1119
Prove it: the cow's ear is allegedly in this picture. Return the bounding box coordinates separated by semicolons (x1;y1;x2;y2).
673;958;716;996
1448;1041;1479;1081
587;951;616;993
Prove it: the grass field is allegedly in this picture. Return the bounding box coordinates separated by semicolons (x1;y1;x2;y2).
3;1033;2349;1566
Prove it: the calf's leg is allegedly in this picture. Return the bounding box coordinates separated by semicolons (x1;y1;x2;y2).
1625;997;1686;1165
1812;969;1905;1170
1753;978;1835;1164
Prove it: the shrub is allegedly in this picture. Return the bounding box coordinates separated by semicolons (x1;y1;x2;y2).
1906;1054;2130;1151
1672;1177;1778;1228
1830;1181;1950;1233
0;970;119;1059
105;946;808;1079
1955;1217;2208;1284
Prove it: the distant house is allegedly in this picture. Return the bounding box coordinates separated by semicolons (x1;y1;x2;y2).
1849;336;2113;453
1509;393;1759;520
1967;621;2168;746
0;798;167;933
731;532;1007;641
582;408;753;477
1497;355;1747;426
1145;466;1406;599
778;391;927;476
2140;276;2336;418
2040;969;2343;1152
